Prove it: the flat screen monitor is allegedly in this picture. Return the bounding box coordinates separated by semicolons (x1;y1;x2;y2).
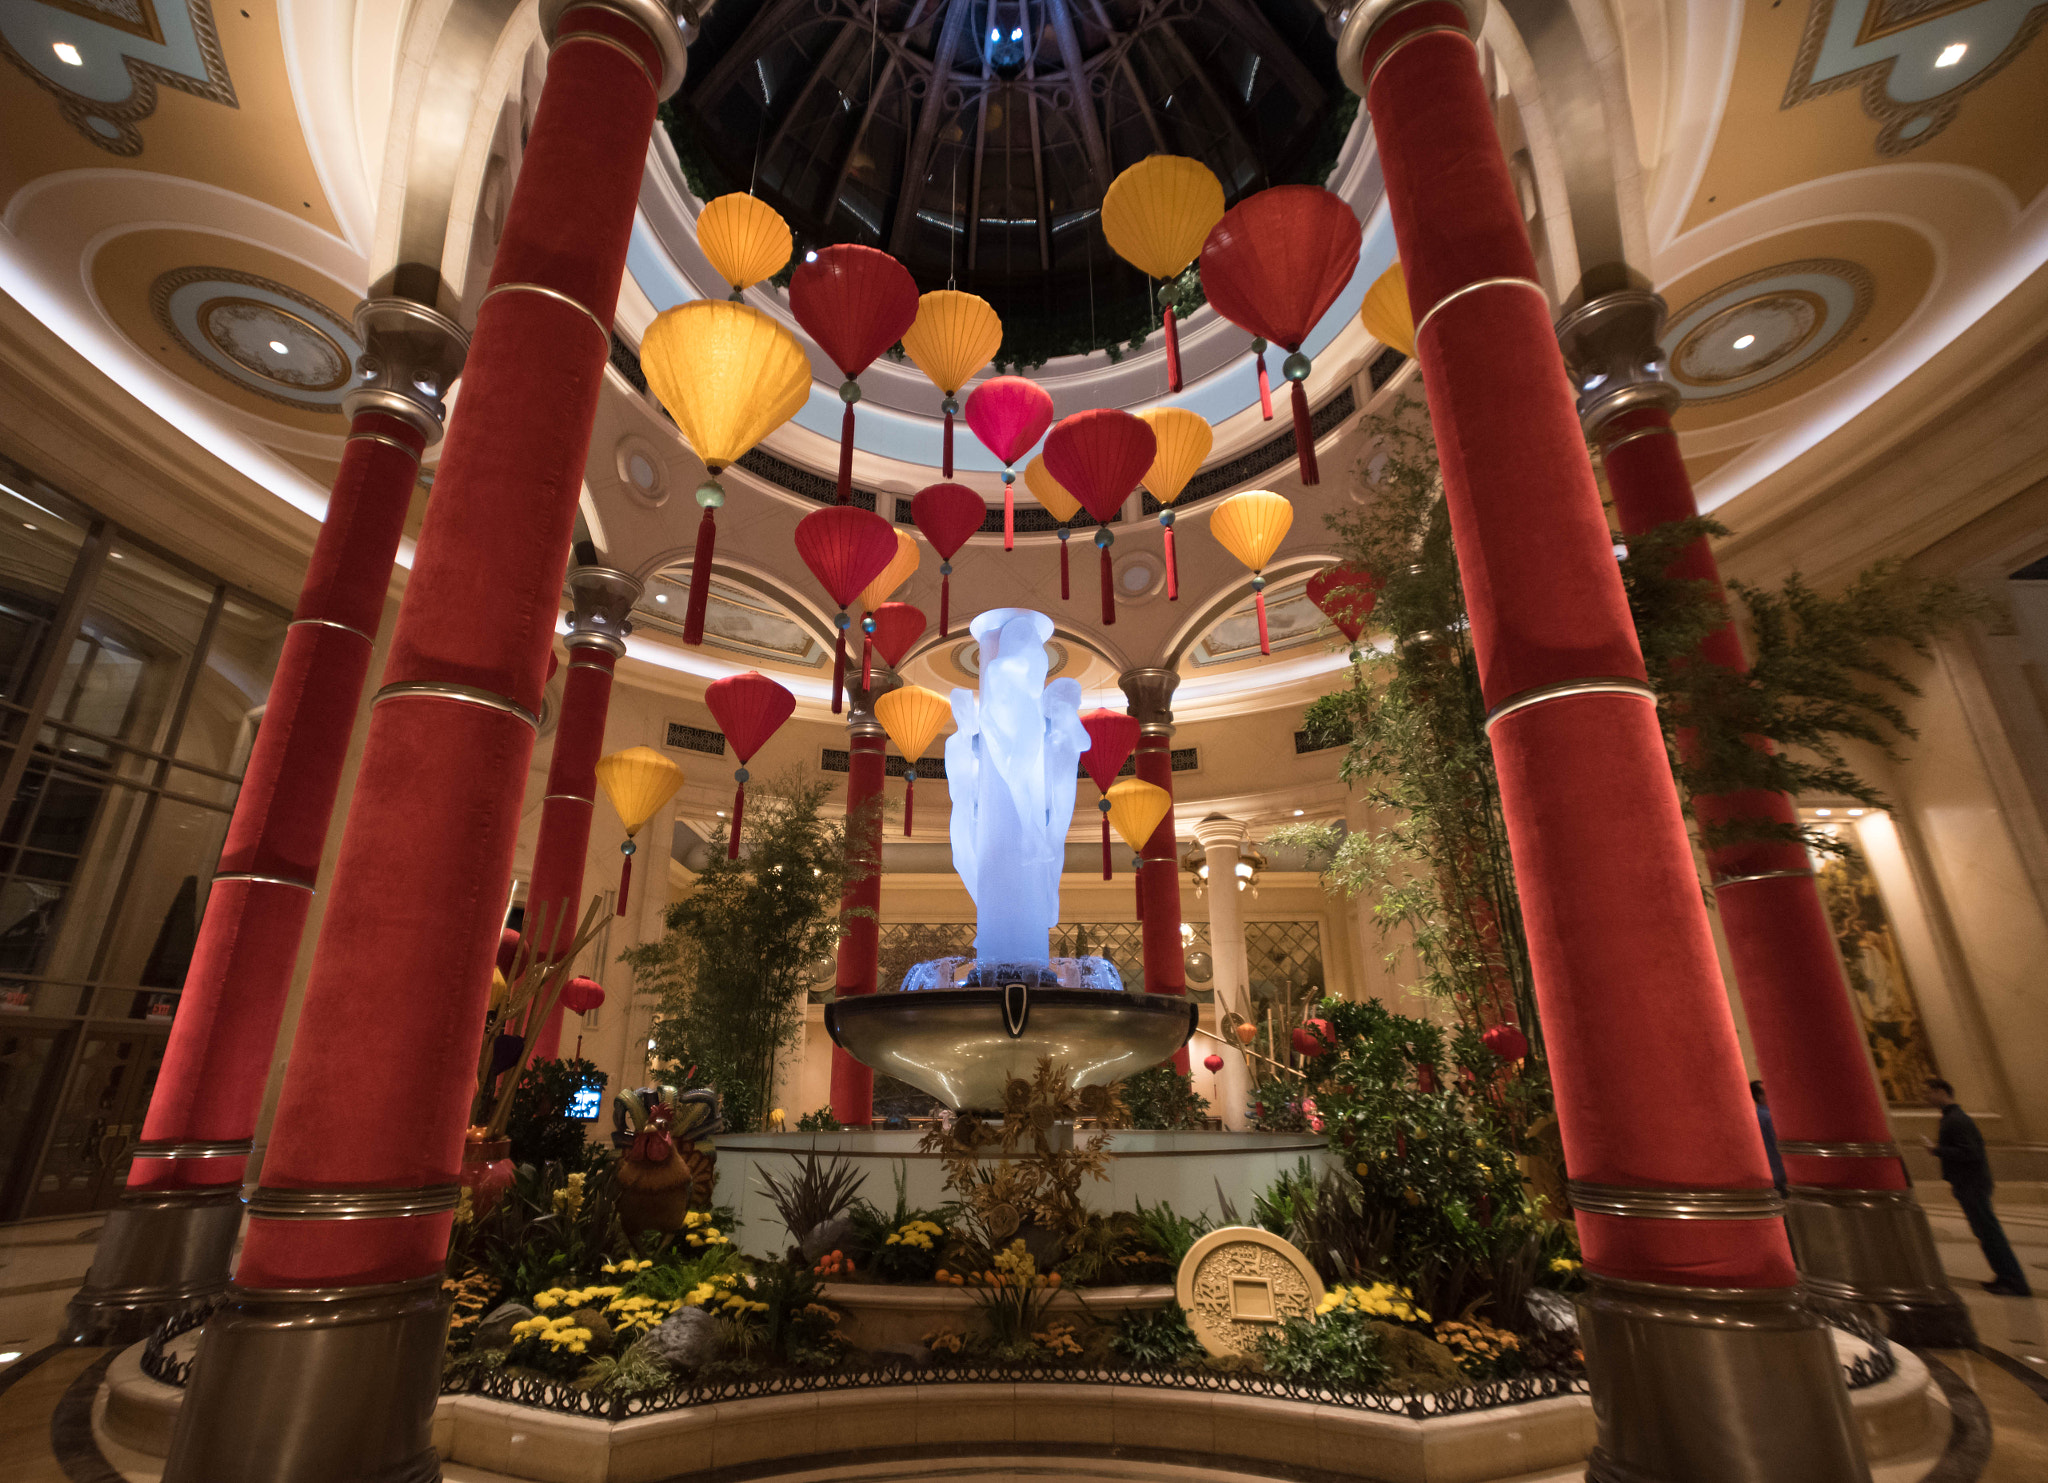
567;1076;606;1121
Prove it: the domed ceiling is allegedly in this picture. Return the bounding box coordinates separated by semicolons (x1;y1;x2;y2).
670;0;1348;360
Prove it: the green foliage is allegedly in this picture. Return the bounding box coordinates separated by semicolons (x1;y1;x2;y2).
1119;1065;1209;1130
459;1161;638;1302
575;1336;677;1401
1132;1199;1210;1267
1113;1305;1202;1365
795;1107;845;1132
620;1244;747;1304
757;1151;867;1249
626;771;867;1131
505;1058;605;1168
848;1165;956;1282
1257;1307;1388;1388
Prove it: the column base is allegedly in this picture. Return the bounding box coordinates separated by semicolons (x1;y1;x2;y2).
62;1188;244;1345
1787;1184;1976;1348
163;1274;449;1483
1577;1275;1868;1483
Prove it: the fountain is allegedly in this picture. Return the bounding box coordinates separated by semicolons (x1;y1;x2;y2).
825;608;1198;1109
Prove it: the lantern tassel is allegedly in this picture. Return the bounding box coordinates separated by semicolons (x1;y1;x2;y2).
1255;587;1271;655
837;402;855;504
1059;533;1070;601
1136;866;1144;921
1099;544;1115;626
942;409;954;479
939;574;951;640
683;505;716;646
831;628;847;715
728;779;745;860
1163;524;1178;601
617;850;632;917
1101;813;1111;880
1163;304;1183;392
904;770;914;837
861;632;874;690
1290;378;1320;486
1003;483;1015;551
1256;349;1274;420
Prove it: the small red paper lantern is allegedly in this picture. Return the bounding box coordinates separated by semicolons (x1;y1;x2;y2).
1079;707;1141;878
1481;1023;1530;1063
909;482;987;638
1305;565;1381;654
496;927;525;979
1203;1053;1225;1074
1291;1018;1333;1058
865;602;927;676
1200;186;1362;485
795;507;900;714
560;976;605;1016
1234;1022;1258;1045
789;246;921;505
1042;410;1157;626
704;671;797;859
963;377;1054;550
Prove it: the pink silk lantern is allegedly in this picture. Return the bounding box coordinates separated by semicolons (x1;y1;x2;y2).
793;507;900;714
789;246;921;504
909;482;986;638
963;376;1054;551
1041;410;1157;626
704;671;797;858
1079;708;1141;878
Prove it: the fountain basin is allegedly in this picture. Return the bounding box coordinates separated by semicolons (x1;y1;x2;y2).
825;986;1198;1111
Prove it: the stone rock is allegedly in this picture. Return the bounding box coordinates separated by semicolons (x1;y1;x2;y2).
569;1308;613;1352
472;1302;532;1351
1525;1289;1577;1334
801;1214;857;1266
861;1344;930;1373
642;1306;722;1372
1365;1321;1469;1393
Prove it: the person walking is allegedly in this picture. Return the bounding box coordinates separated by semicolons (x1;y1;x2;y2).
1752;1080;1787;1195
1924;1078;2032;1296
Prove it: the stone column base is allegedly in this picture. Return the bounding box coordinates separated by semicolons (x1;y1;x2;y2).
1578;1275;1868;1483
62;1189;244;1345
1787;1184;1976;1349
162;1273;449;1483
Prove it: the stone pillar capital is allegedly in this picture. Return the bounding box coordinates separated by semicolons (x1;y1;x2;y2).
1327;0;1487;95
1554;289;1682;437
563;566;641;655
845;667;902;738
1118;667;1180;735
539;0;699;99
1192;813;1248;854
342;298;469;444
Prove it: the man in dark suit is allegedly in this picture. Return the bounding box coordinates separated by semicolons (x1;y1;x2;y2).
1923;1078;2031;1296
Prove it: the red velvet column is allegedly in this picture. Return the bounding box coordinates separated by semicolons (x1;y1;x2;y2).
525;643;620;1061
1133;735;1190;1073
830;731;888;1124
233;3;663;1292
1359;3;1789;1293
1600;406;1906;1196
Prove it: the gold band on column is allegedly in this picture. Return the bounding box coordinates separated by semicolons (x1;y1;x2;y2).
131;1139;255;1161
1779;1140;1901;1160
553;28;659;92
344;431;424;461
288;617;372;643
544;792;595;805
1415;276;1551;344
1599;424;1678;457
1483;676;1657;735
1712;868;1814;888
1567;1181;1784;1220
373;681;539;731
246;1185;462;1222
211;872;317;891
478;281;609;348
1364;24;1473;100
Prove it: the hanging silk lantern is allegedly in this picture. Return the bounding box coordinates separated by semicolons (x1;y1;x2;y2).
909;482;986;638
1080;708;1140;878
901;290;1003;479
1306;565;1381;659
1481;1023;1530;1063
866;602;927;678
873;684;950;837
1023;455;1081;601
1358;260;1415;359
697;194;793;299
964;376;1054;551
1134;407;1212;601
1101;155;1226;393
1210;490;1294;655
794;506;900;714
496;927;525;979
704;671;796;859
1203;1053;1225;1074
560;976;606;1016
856;528;920;688
1292;1018;1333;1058
1199;185;1362;485
789;245;921;504
594;746;685;916
1042;410;1156;626
488;968;509;1012
1106;778;1172;864
640;301;811;645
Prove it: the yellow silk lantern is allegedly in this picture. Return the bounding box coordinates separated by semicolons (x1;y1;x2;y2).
639;300;811;647
1105;778;1172;853
489;968;509;1011
1359;261;1415;359
902;290;1002;478
1024;454;1082;601
1103;155;1225;393
859;528;920;613
1210;490;1294;656
594;746;684;916
1136;406;1212;600
697;194;793;296
873;684;952;836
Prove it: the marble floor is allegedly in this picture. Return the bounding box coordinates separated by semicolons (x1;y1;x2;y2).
0;1192;2043;1482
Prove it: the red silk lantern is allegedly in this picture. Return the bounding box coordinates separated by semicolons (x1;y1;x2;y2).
1305;565;1381;650
794;507;900;714
1481;1023;1530;1063
865;602;927;675
1203;1053;1225;1074
910;482;986;638
789;245;921;504
496;927;525;979
1042;410;1156;626
1199;186;1361;485
1079;707;1140;878
1291;1018;1333;1058
560;976;606;1016
704;670;796;859
963;376;1054;550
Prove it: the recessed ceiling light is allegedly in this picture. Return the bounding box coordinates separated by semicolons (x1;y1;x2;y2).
0;1350;20;1363
654;593;668;602
1292;809;1304;817
22;524;34;531
804;250;818;263
111;551;125;559
1815;808;1832;817
1848;808;1865;816
1935;42;1967;68
716;810;726;817
52;42;82;66
1732;334;1756;350
268;339;289;354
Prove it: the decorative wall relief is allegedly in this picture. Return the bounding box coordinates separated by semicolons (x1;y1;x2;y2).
1814;836;1941;1102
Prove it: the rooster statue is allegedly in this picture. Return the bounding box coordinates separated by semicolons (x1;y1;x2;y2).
615;1086;722;1236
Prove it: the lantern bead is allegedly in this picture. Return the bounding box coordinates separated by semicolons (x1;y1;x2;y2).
1159;509;1175;529
942;396;959;417
1002;469;1015;485
735;766;750;783
835;611;852;631
862;613;876;635
1058;528;1070;544
1094;527;1114;550
1251;336;1267;354
696;479;726;510
1098;797;1112;813
1283;351;1312;382
621;839;637;857
940;559;953;576
1253;574;1267;593
840;378;862;405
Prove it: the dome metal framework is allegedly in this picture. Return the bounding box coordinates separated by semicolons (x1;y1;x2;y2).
677;0;1339;328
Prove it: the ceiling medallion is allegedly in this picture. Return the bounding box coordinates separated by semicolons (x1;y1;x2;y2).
956;638;1067;679
1662;258;1873;406
149;266;362;414
0;1;238;156
1193;579;1322;666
